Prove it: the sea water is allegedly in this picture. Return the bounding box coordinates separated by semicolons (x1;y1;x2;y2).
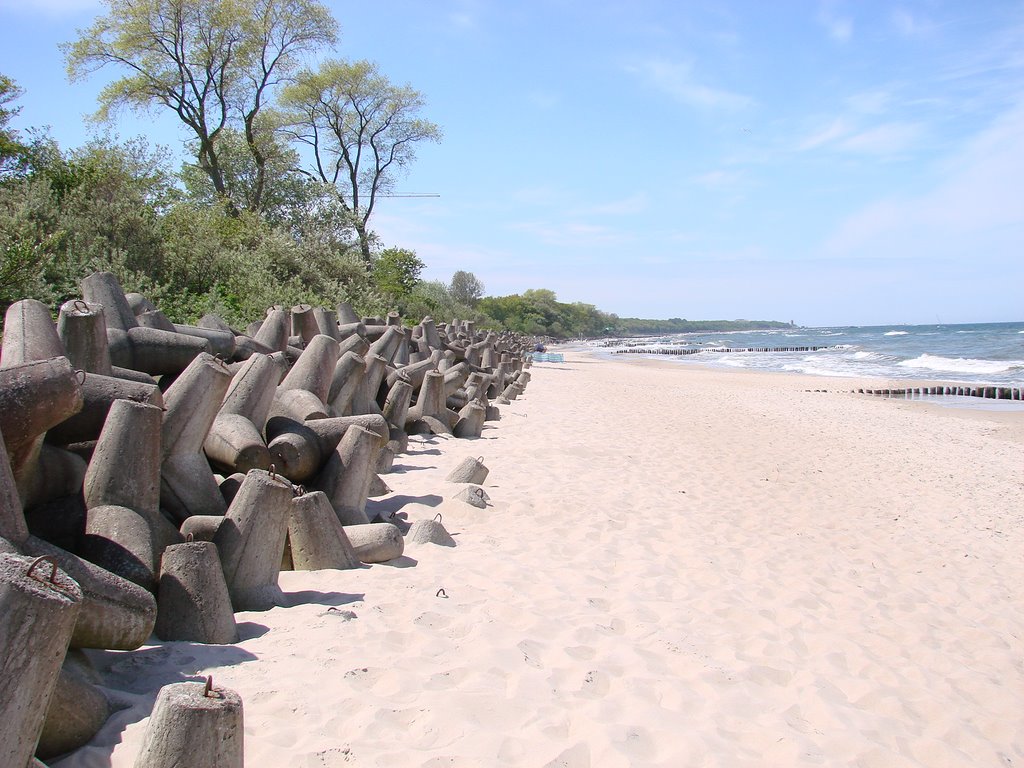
589;322;1024;387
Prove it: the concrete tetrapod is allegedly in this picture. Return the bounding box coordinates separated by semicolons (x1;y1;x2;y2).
0;357;84;494
22;535;157;649
45;371;163;447
155;541;238;644
213;468;294;611
349;353;388;416
80;504;157;591
287;491;361;570
0;298;65;368
343;522;405;563
37;665;111;761
0;426;30;547
406;370;452;435
132;680;244;768
0;553;83;768
313;424;385;526
57;299;113;375
266;414;388;484
453;401;487;439
253;308;289;352
161;353;232;523
327;350;367;417
84;399;181;565
271;333;340;421
204;353;279;474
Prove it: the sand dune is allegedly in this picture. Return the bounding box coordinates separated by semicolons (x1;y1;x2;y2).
56;351;1024;767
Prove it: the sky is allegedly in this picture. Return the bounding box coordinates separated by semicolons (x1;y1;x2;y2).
1;0;1023;326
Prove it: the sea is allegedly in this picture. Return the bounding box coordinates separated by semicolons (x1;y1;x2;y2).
587;321;1024;387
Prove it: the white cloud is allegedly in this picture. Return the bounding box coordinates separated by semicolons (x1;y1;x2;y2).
823;101;1024;257
797;118;850;151
890;8;933;38
838;121;924;154
509;219;630;248
625;58;751;111
817;1;853;42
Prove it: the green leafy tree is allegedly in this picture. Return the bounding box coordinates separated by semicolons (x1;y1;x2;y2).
371;246;423;300
449;269;483;306
280;59;442;266
0;74;27;177
64;0;337;213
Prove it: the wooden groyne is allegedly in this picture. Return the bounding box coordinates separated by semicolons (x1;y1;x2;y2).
858;385;1023;401
613;345;830;356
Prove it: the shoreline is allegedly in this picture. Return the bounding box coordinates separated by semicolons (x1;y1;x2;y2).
57;352;1024;767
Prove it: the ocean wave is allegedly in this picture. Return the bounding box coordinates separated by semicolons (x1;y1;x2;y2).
884;330;909;336
897;354;1023;375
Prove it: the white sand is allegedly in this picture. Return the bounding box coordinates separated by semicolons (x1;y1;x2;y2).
56;352;1024;767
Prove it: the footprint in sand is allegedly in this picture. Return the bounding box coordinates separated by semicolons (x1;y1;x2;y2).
577;669;610;699
542;741;590;768
517;640;545;669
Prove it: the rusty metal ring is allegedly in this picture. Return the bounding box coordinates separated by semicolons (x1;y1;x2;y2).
26;555;58;583
433;513;442;523
73;299;90;314
268;464;277;482
74;369;87;385
436;588;447;598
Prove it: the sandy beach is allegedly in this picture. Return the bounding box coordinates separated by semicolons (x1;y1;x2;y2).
55;350;1024;768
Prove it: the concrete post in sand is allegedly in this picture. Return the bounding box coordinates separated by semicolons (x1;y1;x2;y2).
57;299;113;375
407;516;456;547
132;679;243;768
155;541;238;644
213;468;294;611
161;353;232;523
0;553;83;768
446;455;489;484
291;303;319;345
288;491;361;570
0;357;83;489
453;401;486;439
204;353;279;475
1;298;65;368
314;424;384;526
328;350;367;417
343;522;405;563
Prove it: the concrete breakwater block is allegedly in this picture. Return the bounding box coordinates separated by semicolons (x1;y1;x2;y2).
446;456;489;485
23;535;157;650
37;665;111;761
213;468;294;611
406;517;456;547
1;298;66;368
132;679;243;768
0;553;83;768
80;504;157;591
343;523;405;563
204;353;279;475
288;491;361;571
313;424;385;526
453;485;490;509
156;541;238;644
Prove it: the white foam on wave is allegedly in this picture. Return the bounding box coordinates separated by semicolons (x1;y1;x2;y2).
897;354;1022;375
884;330;909;336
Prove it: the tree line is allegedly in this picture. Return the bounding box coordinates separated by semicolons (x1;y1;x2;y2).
0;0;792;339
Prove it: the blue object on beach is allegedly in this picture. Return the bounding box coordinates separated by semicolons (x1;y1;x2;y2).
532;352;564;363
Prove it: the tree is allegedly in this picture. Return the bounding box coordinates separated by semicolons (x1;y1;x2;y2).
280;59;442;266
449;269;483;306
371;246;423;299
64;0;337;213
0;74;27;177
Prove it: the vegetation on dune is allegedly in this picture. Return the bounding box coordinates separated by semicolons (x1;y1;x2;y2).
1;0;791;337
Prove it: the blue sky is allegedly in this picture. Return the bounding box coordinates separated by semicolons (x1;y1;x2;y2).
1;0;1022;326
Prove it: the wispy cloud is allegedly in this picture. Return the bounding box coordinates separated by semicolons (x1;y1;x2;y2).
692;169;744;189
509;219;630;248
823;101;1024;257
890;8;934;38
838;122;924;154
625;57;751;111
571;194;648;217
817;1;853;42
797;118;851;151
